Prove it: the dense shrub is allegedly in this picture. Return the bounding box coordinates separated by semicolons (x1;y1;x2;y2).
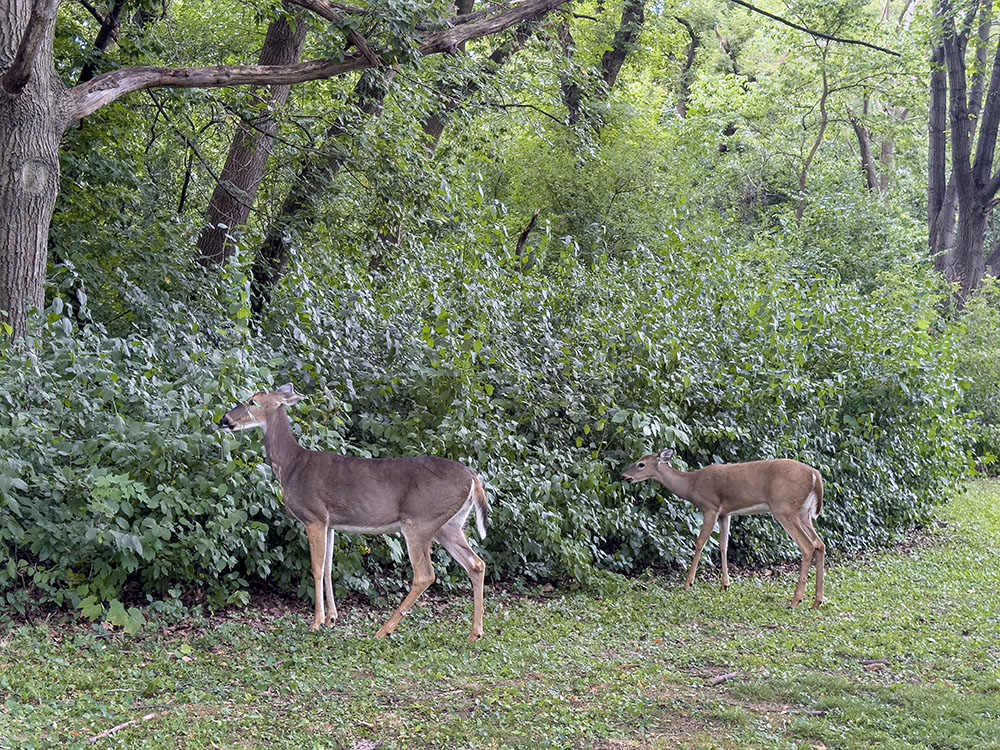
951;278;1000;475
0;231;971;626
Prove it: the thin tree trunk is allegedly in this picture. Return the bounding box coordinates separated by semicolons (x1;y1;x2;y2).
78;0;129;84
599;0;645;91
421;21;537;149
249;68;396;314
851;115;880;192
557;21;582;125
675;17;698;118
796;60;829;222
195;5;308;267
929;41;947;247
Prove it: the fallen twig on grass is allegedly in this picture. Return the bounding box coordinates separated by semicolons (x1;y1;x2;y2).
87;711;165;743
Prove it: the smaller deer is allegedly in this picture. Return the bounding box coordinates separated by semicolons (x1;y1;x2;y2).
622;448;825;609
219;384;489;640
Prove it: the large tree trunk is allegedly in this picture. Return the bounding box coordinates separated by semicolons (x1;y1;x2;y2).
195;6;308;267
950;202;988;300
1;0;68;338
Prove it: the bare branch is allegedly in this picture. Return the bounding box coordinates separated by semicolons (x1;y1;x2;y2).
288;0;381;67
68;0;572;121
2;0;62;96
727;0;901;57
77;0;105;24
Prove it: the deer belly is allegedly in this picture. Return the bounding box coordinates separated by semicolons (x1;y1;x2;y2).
333;522;403;535
728;503;771;516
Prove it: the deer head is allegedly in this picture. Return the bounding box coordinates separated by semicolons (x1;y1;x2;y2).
621;448;675;483
218;383;304;432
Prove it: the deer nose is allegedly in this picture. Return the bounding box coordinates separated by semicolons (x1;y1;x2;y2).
218;415;232;429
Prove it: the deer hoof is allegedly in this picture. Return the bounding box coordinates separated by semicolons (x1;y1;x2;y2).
812;599;823;610
468;630;484;643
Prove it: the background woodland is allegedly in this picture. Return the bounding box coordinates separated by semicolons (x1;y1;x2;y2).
1;0;999;628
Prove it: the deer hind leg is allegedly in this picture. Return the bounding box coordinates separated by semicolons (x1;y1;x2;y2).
774;513;818;610
686;509;720;589
718;514;731;591
305;523;329;631
375;523;436;638
323;527;337;626
800;510;825;609
436;519;486;642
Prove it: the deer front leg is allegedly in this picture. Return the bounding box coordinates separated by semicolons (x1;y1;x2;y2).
686;509;719;589
305;523;328;630
718;514;731;591
375;525;436;638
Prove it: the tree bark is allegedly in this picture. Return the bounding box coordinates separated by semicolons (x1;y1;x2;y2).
0;0;68;337
195;5;309;267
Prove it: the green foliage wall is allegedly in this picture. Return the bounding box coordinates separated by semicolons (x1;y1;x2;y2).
0;231;970;625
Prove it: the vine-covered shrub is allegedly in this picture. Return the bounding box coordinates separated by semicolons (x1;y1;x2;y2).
0;236;971;627
952;278;1000;475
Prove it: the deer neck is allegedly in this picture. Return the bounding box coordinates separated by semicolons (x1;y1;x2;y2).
653;464;696;500
262;407;304;485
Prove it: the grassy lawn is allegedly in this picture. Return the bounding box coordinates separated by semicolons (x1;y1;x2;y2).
2;481;1000;749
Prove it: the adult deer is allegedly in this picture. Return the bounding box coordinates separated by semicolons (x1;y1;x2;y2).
622;448;825;609
219;384;489;640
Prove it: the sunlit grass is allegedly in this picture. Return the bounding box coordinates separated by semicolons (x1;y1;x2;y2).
2;482;999;749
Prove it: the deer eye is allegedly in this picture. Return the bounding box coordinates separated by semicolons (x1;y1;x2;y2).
637;462;645;469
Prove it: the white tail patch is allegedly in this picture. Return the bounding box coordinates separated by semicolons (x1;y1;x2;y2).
805;490;819;519
472;482;488;540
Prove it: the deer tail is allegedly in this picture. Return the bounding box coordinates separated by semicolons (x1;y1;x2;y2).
811;469;824;519
472;475;490;540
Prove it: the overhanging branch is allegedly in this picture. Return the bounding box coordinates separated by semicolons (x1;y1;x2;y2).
67;0;572;121
728;0;900;57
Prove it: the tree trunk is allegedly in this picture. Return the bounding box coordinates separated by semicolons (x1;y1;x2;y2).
0;0;68;338
950;202;988;301
929;41;947;251
675;17;698;118
195;5;308;267
599;0;645;91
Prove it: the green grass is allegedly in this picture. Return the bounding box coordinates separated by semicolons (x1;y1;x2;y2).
3;481;1000;749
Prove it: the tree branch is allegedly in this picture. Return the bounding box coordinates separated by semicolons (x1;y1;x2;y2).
77;0;105;24
2;0;62;96
727;0;901;57
67;0;572;121
287;0;381;67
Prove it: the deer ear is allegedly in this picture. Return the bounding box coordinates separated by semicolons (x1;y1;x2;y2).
274;383;304;405
658;449;675;464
